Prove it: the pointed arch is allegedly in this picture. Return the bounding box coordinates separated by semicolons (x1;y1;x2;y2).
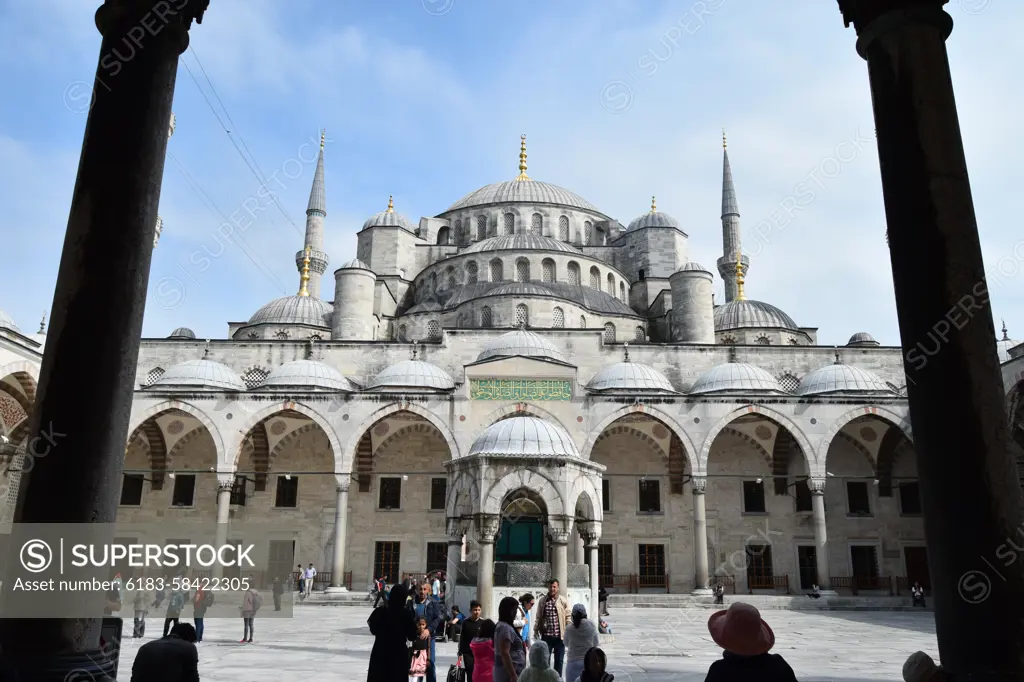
582;404;698;474
568;473;604;524
818;405;913;464
127;400;225;466
342;402;459;475
446;469;481;519
233;401;342;472
698;405;815;474
483;468;565;517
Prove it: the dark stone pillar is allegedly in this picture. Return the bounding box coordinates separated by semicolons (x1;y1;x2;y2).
837;1;1024;678
0;1;208;679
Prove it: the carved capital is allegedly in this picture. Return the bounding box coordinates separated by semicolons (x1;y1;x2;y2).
216;474;235;492
808;477;827;495
476;513;500;543
578;521;602;547
446;518;468;541
547;529;571;545
691;476;708;494
335;476;350;494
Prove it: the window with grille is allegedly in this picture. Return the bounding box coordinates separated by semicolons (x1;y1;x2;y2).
743;480;766;513
559;216;569;241
620;282;626;301
275;476;298;508
789;338;800;345
635;326;645;341
515;258;530;282
798;546;818;589
426;542;448;574
606;274;614;295
503;213;515;235
230;475;247;506
120;475;144;506
481;307;492;328
777;373;800;392
490;259;503;282
454;220;463;245
746;544;774;582
638;479;661;512
430;478;447;511
598;544;613;584
398;325;408;341
243;368;268;389
379;477;402;509
374;541;400;583
516;304;529;328
722;336;737;345
851;545;879;581
580;315;587;328
756;336;771;345
794;479;812;512
603;323;615;343
144;367;165;386
275;331;289;340
602;478;610;511
567;262;580;286
466;262;478;284
847;482;871;515
899;481;922;515
585;221;593;245
590;267;600;289
531;213;542;235
552;307;565;328
541;259;555;283
477;216;488;240
172;475;196;507
427;320;441;340
638;269;645;281
638;544;666;585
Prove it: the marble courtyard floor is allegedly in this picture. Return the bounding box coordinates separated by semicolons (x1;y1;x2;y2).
114;606;939;681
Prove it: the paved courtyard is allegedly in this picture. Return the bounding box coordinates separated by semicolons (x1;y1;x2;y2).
114;605;939;681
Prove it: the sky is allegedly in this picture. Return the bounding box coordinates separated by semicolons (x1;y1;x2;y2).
0;0;1021;346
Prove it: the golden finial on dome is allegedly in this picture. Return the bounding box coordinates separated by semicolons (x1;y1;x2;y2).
735;249;746;301
386;195;394;213
650;196;657;213
298;246;311;297
516;134;530;181
1002;319;1009;341
320;128;325;151
723;128;727;149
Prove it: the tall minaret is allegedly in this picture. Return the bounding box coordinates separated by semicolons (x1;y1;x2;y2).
296;129;329;298
153;112;176;248
715;130;748;303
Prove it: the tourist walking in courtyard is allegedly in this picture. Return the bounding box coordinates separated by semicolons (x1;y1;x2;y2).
132;584;152;638
191;586;213;643
130;622;199;682
598;586;608;616
240;585;262;643
518;641;560;682
163;586;188;638
562;604;599;682
578;647;612;682
304;563;317;597
410;617;431;682
469;619;497;682
704;602;797;682
272;576;284;611
516;594;535;649
296;564;304;596
460;601;483;682
534;580;570;676
367;583;417;682
414;581;444;682
496;596;528;682
432;572;442;601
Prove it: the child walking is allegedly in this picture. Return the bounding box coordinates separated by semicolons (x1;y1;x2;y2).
410;616;430;682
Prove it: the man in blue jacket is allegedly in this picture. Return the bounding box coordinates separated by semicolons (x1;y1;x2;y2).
413;581;444;682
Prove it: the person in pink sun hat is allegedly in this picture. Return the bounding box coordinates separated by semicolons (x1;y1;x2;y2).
704;602;798;682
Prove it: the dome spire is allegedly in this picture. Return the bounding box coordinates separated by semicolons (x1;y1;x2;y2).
722;128;727;149
387;195;394;212
516;134;530;181
834;345;841;364
650;195;657;213
1002;319;1009;341
411;342;418;361
734;249;746;301
38;312;46;334
298;246;311;297
623;342;630;363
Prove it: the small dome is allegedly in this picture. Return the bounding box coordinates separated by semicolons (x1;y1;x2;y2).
627;210;680;232
262;360;355;391
147;359;245;391
795;363;894;396
588;362;675;393
462;235;582;255
361;209;415;231
366;360;455;391
339;258;371;271
0;309;20;333
248;296;332;327
688;362;788;395
168;327;196;339
677;262;710;273
468;416;580;457
443;180;602;215
847;332;878;347
714;300;798;331
998;325;1022;364
477;329;566;363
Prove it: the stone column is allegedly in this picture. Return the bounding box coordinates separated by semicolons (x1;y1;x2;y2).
548;522;571;592
327;482;349;591
476;514;500;619
838;3;1024;676
580;525;601;623
0;2;209;677
691;476;711;595
575;527;586;564
809;477;832;592
211;474;233;580
445;519;466;609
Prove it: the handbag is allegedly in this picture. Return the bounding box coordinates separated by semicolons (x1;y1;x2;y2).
447;656;467;682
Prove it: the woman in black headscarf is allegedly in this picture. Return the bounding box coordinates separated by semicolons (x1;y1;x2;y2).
367;582;417;682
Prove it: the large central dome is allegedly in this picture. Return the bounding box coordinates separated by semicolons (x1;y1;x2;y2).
442;180;604;215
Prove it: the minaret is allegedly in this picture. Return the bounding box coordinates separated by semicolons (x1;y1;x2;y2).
295;129;329;298
153;112;175;248
716;130;748;303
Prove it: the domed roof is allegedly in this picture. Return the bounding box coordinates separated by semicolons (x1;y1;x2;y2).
688;362;788;395
248;296;332;327
846;332;878;347
446;281;633;316
462;234;582;255
997;323;1022;364
361;200;415;231
0;309;19;333
365;360;455;391
262;360;355;391
678;262;710;273
714;299;798;331
444;180;603;215
795;362;894;396
588;361;675;393
477;329;567;363
468;416;580;458
627;210;680;232
339;258;371;270
168;327;196;339
146;358;245;391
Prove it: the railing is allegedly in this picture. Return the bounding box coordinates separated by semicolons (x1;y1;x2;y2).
637;572;670;592
608;574;636;593
832;575;894;595
747;575;790;594
711;575;736;594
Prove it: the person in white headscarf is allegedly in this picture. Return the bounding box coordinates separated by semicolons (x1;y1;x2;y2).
562;604;599;682
519;640;562;682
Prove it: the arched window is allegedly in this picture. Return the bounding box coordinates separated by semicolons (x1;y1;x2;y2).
516;304;529;328
480;307;492;328
398;324;408;341
619;281;626;301
446;266;456;290
603;322;616;343
430;272;438;292
427;320;441;340
490;259;503;282
756;335;771;345
606;273;615;295
144;367;165;386
503;213;515;235
531;213;542;235
580;315;587;328
634;326;645;341
558;216;569;241
541;259;555;283
584;221;593;245
567;262;581;286
275;330;290;340
777;373;800;392
466;261;478;284
515;258;530;282
722;335;737;345
552;307;565;328
589;266;600;289
242;368;269;389
638;269;645;281
454;219;463;245
437;227;450;245
477;216;488;240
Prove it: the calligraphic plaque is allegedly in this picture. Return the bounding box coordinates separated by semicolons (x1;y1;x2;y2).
469;378;572;401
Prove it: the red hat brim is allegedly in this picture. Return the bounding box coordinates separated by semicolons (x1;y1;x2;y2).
708;608;775;656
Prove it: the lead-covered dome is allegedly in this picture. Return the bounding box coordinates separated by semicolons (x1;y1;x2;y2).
627;209;680;232
588;362;675;393
248;296;332;327
339;258;371;271
678;262;710;273
714;300;798;331
477;329;567;363
795;363;894;396
998;324;1022;364
462;234;582;255
688;362;787;395
444;180;603;215
262;360;356;392
468;416;580;457
366;360;455;391
847;332;879;347
362;208;415;231
0;309;19;333
146;358;245;391
168;327;196;339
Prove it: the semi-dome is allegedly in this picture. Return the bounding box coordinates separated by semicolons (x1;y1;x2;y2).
365;360;455;391
0;309;19;333
262;360;355;391
677;262;710;273
444;180;603;215
146;358;245;391
167;327;196;339
688;362;787;395
462;234;582;255
627;209;680;232
588;362;675;393
485;282;553;298
795;363;894;396
459;281;634;317
248;296;332;327
468;416;580;457
477;329;567;363
338;258;371;271
714;299;798;331
846;332;879;347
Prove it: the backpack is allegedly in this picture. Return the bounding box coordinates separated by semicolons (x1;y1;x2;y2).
169;592;184;612
252;592;263;612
